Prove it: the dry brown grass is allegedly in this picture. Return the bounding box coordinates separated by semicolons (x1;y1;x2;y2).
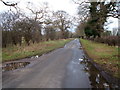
2;39;73;62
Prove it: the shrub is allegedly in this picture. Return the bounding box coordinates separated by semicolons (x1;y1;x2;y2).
93;36;119;46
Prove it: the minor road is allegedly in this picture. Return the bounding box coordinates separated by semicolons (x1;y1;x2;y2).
2;39;109;88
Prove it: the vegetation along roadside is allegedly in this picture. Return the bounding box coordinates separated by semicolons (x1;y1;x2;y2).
80;39;119;78
2;38;73;62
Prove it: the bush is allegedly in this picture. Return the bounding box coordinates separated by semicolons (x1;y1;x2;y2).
94;36;119;46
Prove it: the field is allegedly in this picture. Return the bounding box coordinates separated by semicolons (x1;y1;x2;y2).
2;39;73;62
80;39;119;78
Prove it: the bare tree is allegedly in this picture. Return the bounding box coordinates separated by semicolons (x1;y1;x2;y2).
26;2;49;22
30;20;42;43
1;11;20;47
44;25;56;41
73;0;90;23
25;2;50;42
76;22;86;38
53;10;71;39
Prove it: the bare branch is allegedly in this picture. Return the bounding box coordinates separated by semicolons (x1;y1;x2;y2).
72;0;89;5
26;7;44;21
26;7;36;14
0;0;17;6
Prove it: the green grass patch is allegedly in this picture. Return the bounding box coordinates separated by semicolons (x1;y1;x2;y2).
2;38;73;62
80;39;119;78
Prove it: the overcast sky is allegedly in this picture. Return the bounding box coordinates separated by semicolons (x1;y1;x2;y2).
0;0;78;15
0;0;118;32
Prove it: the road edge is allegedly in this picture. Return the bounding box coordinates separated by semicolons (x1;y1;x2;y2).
79;38;120;88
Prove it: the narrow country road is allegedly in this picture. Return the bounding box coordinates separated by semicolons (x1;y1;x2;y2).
2;39;109;88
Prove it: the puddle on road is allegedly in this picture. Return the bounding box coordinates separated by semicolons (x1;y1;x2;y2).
2;62;30;72
80;55;115;88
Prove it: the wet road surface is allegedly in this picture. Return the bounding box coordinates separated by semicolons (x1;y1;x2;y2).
2;39;110;88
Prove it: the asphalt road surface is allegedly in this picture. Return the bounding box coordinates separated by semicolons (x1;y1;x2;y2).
2;39;109;88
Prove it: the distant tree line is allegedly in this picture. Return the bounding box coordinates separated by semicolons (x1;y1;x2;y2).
1;2;73;48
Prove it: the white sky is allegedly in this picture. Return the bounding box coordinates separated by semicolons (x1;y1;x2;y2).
0;0;78;16
0;0;118;32
104;17;118;31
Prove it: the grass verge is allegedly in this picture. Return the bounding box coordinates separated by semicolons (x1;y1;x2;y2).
80;39;119;78
2;38;73;62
